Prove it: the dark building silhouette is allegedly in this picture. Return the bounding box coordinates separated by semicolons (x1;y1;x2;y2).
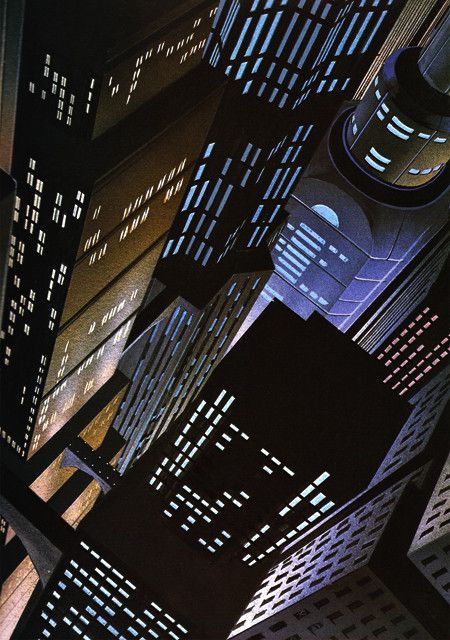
18;303;416;639
138;304;411;564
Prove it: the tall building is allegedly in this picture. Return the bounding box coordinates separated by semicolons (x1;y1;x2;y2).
0;0;222;459
0;374;128;635
0;0;25;172
0;2;448;638
0;171;15;320
247;8;449;339
111;0;435;468
229;460;450;640
114;253;271;471
139;305;410;564
370;364;449;487
16;301;416;639
160;0;408;284
349;224;449;355
1;2;222;633
408;452;450;605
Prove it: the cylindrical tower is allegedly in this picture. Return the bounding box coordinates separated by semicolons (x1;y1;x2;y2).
345;10;450;188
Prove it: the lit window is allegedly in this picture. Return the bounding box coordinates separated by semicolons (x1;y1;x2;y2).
311;204;339;227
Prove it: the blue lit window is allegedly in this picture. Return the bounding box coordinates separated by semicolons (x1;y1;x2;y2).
387;123;409;140
311;204;339;227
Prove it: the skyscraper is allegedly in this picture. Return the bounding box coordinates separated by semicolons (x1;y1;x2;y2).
0;0;221;460
111;0;439;468
229;460;449;640
17;302;415;639
0;2;448;638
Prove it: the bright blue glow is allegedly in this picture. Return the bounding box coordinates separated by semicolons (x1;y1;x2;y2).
162;239;173;258
204;219;215;238
282;165;301;198
222;158;232;175
204;143;215;158
325;60;335;76
205;179;222;209
250;147;261;166
202;246;213;266
348;12;373;54
293;125;303;142
260;11;282;54
220;0;239;44
297;24;322;68
227;282;236;296
236;61;247;79
303;124;313;140
336;13;359;56
321;2;331;18
362;10;387;52
209;44;220;67
370;146;390;163
194;241;205;261
165;307;180;337
243;80;253;94
252;57;263;73
251;205;263;223
242;143;253;162
276;13;298;58
288;73;298;89
275;264;297;284
256;226;269;247
387;123;409;140
392;116;413;133
182;185;196;211
231;17;253;59
288;19;311;64
278;68;287;83
194;180;210;207
173;235;185;255
268;204;280;223
317;80;325;93
247;226;260;247
311;204;339;227
315;21;341;67
216;184;233;217
263;168;282;199
182;212;194;233
272;167;290;198
195;164;206;180
245;13;268;57
241;168;251;187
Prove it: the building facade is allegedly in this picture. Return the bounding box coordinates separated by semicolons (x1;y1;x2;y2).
0;0;222;459
229;464;449;640
111;0;436;468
